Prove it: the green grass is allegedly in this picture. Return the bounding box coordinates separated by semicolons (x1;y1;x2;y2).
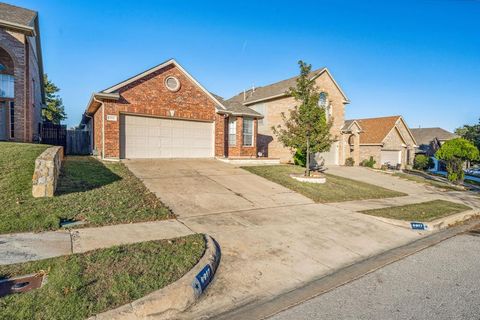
360;199;471;222
0;142;171;234
242;165;406;203
393;172;464;191
0;234;205;320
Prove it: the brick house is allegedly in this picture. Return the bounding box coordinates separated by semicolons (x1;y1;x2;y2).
345;115;417;168
0;2;45;142
224;68;351;165
83;59;262;160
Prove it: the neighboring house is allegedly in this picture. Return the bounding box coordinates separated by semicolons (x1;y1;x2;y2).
81;59;262;160
410;127;457;171
0;2;45;142
410;127;457;156
225;68;351;164
344;115;417;169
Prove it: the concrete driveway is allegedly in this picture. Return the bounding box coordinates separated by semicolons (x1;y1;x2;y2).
124;159;427;319
124;159;312;217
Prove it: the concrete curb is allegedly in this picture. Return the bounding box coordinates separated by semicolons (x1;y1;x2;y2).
367;209;480;231
90;234;221;320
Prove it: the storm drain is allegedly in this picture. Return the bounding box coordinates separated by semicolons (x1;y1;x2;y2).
0;273;46;297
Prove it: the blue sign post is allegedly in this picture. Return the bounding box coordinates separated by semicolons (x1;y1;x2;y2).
411;222;428;230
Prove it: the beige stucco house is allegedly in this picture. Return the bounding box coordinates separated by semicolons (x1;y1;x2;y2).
225;68;351;164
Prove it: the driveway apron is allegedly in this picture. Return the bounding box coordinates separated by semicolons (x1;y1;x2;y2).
124;159;427;319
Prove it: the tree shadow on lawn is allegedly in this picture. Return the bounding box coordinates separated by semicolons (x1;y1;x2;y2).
55;157;122;195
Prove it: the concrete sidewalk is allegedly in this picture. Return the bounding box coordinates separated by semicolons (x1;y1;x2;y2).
0;219;193;265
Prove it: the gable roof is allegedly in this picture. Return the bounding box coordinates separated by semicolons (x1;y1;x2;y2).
410;127;457;146
100;58;226;110
211;94;262;118
0;2;37;34
351;116;402;144
342;119;362;132
226;67;349;106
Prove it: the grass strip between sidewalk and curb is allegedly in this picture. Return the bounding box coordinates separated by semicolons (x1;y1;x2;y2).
0;142;172;234
242;165;406;203
0;234;205;320
359;199;471;222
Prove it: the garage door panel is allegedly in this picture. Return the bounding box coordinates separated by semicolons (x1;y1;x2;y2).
121;115;214;159
381;150;401;165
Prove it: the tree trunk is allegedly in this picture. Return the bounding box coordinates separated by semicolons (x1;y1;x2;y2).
306;135;310;177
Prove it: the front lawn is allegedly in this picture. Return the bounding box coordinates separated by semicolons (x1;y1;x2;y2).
360;199;471;222
242;165;406;203
0;234;205;320
0;142;171;234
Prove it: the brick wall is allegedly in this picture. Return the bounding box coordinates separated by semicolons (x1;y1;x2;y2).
227;116;258;158
95;64;218;158
359;145;382;168
0;28;27;141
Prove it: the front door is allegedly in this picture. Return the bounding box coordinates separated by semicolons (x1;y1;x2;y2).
0;101;7;140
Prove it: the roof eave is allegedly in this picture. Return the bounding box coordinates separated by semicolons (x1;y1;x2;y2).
86;92;121;115
0;19;35;36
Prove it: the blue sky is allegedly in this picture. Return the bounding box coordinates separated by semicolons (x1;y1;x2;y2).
7;0;480;130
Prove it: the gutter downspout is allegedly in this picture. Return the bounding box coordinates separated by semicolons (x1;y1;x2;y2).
93;97;105;160
83;113;93;154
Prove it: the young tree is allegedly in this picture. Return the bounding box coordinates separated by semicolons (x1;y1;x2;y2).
272;61;333;176
435;138;479;183
455;118;480;151
42;74;67;124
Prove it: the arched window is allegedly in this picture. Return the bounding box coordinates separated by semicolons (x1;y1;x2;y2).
0;63;5;72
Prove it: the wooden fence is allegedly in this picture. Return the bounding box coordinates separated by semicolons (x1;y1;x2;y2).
41;123;91;155
66;130;91;155
41;123;66;148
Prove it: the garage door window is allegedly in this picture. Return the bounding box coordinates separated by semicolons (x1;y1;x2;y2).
228;118;236;146
243;118;253;146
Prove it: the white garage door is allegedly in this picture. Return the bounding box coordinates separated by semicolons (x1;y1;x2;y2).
120;115;214;159
315;141;339;165
380;150;401;165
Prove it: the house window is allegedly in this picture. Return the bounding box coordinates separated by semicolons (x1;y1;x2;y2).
165;76;180;92
9;101;14;138
31;78;35;107
243;118;254;146
0;74;14;99
228;117;236;146
318;92;327;108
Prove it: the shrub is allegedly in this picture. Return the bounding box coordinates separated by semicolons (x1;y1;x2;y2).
413;155;434;171
360;156;376;168
293;149;306;167
345;157;355;166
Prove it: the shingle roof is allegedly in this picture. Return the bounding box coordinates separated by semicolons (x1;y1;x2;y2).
226;68;327;106
349;116;402;144
0;2;37;27
212;93;262;117
342;119;355;131
410;127;457;146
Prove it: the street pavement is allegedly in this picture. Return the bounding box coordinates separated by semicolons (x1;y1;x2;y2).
270;233;480;320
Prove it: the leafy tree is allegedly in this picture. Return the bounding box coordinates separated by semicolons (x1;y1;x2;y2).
272;61;333;176
435;138;479;183
455;118;480;151
413;154;434;171
42;74;67;124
